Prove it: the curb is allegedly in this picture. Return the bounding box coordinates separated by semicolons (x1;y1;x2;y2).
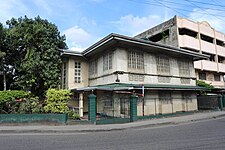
0;113;225;134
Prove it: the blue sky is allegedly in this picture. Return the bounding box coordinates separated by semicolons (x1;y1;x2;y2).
1;0;225;51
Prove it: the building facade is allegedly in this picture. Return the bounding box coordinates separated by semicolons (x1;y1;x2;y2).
61;33;207;118
135;16;225;89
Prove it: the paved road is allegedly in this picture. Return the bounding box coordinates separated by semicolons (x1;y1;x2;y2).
1;117;225;150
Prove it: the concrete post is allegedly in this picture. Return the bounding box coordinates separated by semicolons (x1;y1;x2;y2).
217;95;223;110
130;94;138;122
88;94;96;123
222;95;225;108
79;93;84;117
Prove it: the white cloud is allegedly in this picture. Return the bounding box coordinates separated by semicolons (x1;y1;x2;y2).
189;8;225;33
113;14;164;36
0;0;30;23
63;26;93;51
33;0;53;15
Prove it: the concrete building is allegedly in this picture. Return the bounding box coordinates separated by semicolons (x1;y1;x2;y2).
135;16;225;89
61;33;207;119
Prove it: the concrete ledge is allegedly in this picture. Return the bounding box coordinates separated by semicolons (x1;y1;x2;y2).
0;114;68;124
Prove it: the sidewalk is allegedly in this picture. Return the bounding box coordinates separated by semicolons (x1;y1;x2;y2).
0;111;225;134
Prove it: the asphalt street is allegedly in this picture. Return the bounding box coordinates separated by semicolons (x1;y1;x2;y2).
0;117;225;150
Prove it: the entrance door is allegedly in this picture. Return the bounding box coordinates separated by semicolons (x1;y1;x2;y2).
120;96;130;118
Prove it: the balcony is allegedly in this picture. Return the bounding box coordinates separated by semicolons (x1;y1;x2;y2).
177;18;198;32
199;23;214;37
204;80;225;88
194;61;201;70
200;40;216;54
202;60;218;72
178;35;200;51
215;31;225;41
218;63;225;73
217;45;225;57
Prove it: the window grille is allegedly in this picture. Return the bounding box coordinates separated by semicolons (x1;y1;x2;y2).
214;74;221;81
199;72;206;80
182;92;192;102
179;61;190;77
159;91;172;104
90;59;98;75
156;56;170;75
103;52;112;71
128;51;144;69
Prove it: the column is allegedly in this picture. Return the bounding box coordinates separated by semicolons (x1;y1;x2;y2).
217;95;223;110
130;94;138;122
79;93;84;117
88;94;96;123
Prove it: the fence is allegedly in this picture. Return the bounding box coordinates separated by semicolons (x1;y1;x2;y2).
197;95;224;110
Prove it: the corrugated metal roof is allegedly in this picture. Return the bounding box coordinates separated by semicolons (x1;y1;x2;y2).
75;83;208;91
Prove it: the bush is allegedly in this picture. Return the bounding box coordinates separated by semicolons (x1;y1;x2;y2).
0;90;29;104
44;89;71;114
18;97;43;114
197;80;214;89
0;90;30;114
68;110;80;120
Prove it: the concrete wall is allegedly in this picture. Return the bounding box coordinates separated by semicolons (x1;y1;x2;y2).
89;48;196;86
64;56;89;89
95;91;197;118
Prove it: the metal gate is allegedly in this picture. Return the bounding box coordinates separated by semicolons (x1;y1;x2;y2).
96;92;131;124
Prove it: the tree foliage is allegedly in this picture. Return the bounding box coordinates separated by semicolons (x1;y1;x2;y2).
196;80;214;90
2;16;67;96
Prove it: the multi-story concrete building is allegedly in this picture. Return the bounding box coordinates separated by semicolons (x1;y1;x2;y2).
61;33;207;118
135;16;225;89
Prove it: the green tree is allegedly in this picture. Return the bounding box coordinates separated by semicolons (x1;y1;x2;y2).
0;23;7;91
4;16;67;96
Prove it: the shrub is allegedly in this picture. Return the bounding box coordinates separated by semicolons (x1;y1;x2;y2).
0;90;29;104
197;80;214;89
68;110;80;120
0;90;30;114
18;97;43;114
44;89;71;114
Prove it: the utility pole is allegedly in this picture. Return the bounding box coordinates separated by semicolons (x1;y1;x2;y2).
3;69;6;90
2;57;6;91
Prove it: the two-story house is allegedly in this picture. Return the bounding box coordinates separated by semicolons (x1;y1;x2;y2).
61;33;207;118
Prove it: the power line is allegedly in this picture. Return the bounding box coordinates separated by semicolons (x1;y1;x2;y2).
128;0;225;18
184;0;225;22
187;0;225;8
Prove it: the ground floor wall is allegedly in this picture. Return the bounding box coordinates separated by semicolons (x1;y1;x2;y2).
94;90;197;118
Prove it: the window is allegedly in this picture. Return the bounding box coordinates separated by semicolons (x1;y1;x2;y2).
90;59;98;75
178;28;198;38
214;74;221;81
149;29;169;42
200;34;214;43
156;56;170;75
182;92;192;102
74;61;81;83
128;51;144;70
159;91;172;104
179;60;190;77
101;94;113;107
202;52;215;62
63;62;67;89
199;72;206;80
103;52;112;71
218;56;225;64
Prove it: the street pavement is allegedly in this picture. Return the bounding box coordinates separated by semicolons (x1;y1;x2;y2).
0;110;225;134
